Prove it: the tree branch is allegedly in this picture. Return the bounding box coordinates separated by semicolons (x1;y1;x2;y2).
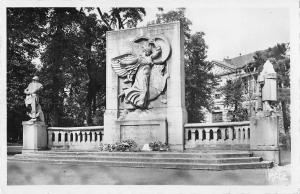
96;7;112;30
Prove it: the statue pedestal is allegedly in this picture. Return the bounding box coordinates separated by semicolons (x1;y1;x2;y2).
22;121;48;153
250;114;281;164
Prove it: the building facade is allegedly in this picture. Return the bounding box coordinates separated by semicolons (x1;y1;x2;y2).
206;52;259;123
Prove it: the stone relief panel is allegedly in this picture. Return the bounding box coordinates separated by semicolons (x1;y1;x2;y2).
111;35;171;110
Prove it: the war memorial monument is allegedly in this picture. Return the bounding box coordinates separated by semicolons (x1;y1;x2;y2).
15;21;283;170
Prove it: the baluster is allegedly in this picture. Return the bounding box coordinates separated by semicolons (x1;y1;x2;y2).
221;128;226;143
228;127;233;143
61;132;64;143
72;131;75;143
238;128;241;143
205;128;210;144
191;129;195;143
231;126;237;144
76;131;80;144
61;132;65;145
53;131;59;145
92;131;96;142
66;132;69;142
67;132;71;147
213;127;220;144
199;128;203;143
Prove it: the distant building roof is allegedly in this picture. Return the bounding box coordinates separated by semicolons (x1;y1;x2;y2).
224;52;256;68
212;51;260;72
211;60;236;70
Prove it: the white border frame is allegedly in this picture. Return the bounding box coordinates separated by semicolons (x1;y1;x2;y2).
1;0;299;193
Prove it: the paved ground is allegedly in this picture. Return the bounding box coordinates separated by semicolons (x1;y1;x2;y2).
7;146;290;185
7;160;290;185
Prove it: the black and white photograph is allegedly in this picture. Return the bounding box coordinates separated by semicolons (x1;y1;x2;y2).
1;0;300;193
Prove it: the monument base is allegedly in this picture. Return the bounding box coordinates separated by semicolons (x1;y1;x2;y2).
104;109;168;148
250;114;281;165
22;121;47;153
250;147;280;165
117;119;167;148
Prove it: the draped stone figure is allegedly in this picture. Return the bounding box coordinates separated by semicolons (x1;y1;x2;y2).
24;76;45;122
111;36;171;109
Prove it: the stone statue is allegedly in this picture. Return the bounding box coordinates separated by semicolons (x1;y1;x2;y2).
256;60;278;115
111;36;171;109
24;76;45;122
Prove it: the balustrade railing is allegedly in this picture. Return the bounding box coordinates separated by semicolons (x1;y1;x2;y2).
47;126;104;150
184;121;250;150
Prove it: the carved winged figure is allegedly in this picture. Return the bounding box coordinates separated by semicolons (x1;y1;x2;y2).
111;36;171;109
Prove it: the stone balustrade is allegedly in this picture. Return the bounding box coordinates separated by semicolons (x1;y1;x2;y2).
47;126;104;150
184;121;251;150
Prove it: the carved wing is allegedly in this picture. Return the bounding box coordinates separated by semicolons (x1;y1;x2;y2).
111;53;139;78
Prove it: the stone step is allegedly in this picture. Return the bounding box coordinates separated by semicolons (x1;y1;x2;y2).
24;151;253;159
9;150;273;170
185;144;250;150
8;157;273;170
12;154;262;164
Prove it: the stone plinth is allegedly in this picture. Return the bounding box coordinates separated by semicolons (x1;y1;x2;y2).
104;22;187;150
22;121;47;152
250;115;280;164
117;119;167;148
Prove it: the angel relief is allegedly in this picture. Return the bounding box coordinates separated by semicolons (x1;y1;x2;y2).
111;36;171;109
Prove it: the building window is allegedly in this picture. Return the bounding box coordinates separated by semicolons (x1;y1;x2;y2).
243;77;248;93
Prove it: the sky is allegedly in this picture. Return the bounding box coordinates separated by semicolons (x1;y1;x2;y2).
140;7;290;61
31;7;290;66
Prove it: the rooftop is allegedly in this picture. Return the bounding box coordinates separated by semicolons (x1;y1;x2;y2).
224;52;256;69
212;50;263;71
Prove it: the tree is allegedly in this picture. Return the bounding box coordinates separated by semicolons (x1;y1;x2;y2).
155;8;192;40
221;78;248;122
39;8;85;126
38;7;146;126
7;7;146;142
155;8;217;122
96;7;146;30
7;8;48;141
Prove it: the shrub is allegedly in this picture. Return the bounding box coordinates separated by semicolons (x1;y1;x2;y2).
149;141;169;151
99;139;140;152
